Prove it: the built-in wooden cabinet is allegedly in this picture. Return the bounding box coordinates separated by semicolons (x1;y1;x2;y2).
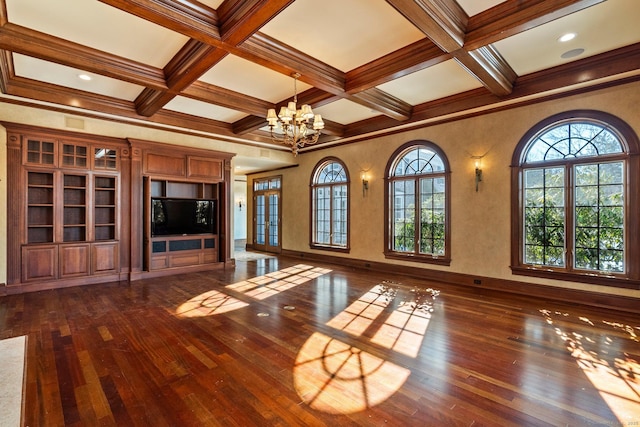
129;138;233;277
6;125;126;290
147;179;219;271
5;125;234;291
27;171;55;244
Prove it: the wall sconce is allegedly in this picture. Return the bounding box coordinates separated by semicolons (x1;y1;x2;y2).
236;197;244;211
361;171;369;197
472;156;483;192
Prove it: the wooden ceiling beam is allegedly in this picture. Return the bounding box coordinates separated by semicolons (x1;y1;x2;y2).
385;0;467;52
465;0;606;50
98;0;222;45
217;0;294;45
183;81;273;117
341;43;640;138
385;0;516;96
135;41;227;117
0;23;167;90
352;88;413;121
452;46;517;97
102;0;295;117
239;32;345;94
346;39;451;94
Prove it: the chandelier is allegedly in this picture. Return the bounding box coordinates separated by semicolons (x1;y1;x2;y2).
266;73;324;156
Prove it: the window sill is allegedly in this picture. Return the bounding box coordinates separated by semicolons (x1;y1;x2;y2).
510;265;640;290
384;251;451;266
310;244;350;254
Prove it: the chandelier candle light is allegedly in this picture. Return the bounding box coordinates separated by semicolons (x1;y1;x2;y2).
266;73;324;156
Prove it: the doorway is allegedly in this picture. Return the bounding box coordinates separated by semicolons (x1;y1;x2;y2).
253;177;281;253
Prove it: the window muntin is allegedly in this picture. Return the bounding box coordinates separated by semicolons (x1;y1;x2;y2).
513;111;639;288
524;121;623;162
386;143;450;264
311;159;349;250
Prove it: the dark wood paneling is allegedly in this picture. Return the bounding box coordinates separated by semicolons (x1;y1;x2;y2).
187;156;223;180
144;153;186;177
21;245;57;282
92;242;119;274
59;244;90;277
6;131;22;285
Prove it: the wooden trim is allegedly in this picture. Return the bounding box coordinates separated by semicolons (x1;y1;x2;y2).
510;110;640;288
383;141;452;264
308;157;351;252
465;0;606;50
0;23;167;89
386;0;467;52
98;0;222;44
280;249;640;314
346;39;450;93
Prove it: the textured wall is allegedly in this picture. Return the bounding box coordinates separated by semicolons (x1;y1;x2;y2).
249;81;640;298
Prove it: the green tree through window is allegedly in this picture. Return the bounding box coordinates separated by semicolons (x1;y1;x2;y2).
386;142;450;265
512;111;639;287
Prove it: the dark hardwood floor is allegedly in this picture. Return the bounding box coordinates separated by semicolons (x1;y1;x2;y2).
1;254;639;426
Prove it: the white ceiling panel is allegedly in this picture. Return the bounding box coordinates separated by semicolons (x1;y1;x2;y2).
494;0;640;76
6;0;188;67
378;59;483;105
12;54;143;101
1;0;638;172
260;0;425;72
164;96;247;122
314;99;381;125
456;0;506;17
199;55;312;102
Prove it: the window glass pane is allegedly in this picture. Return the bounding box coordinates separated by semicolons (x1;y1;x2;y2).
523;167;565;266
332;185;347;245
574;162;624;272
393;147;444;176
392;179;415;252
312;162;348;248
317;162;347;184
525;122;622;163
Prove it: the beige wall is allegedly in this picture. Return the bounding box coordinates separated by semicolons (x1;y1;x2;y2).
248;81;640;298
2;82;638;297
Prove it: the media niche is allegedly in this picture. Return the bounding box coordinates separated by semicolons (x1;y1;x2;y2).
151;198;217;236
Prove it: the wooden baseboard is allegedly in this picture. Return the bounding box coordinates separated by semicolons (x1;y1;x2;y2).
281;249;640;314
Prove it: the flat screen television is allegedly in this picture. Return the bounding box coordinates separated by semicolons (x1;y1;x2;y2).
151;198;217;236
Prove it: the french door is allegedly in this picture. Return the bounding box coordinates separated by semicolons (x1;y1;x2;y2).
254;190;281;253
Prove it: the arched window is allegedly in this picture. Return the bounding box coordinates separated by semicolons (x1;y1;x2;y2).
385;141;451;265
310;158;349;251
511;110;640;288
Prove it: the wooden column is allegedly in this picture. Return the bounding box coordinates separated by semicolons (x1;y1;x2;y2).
129;144;144;279
6;131;22;285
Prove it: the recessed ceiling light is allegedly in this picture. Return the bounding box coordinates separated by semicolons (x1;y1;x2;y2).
558;33;576;43
561;48;585;59
78;74;92;81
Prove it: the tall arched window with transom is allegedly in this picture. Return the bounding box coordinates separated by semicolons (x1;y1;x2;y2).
511;110;640;288
311;158;349;251
385;141;451;265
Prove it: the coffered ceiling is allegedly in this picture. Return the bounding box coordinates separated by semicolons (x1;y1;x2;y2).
1;0;639;172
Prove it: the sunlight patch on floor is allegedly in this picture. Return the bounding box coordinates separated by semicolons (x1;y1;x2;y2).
176;290;249;317
541;309;640;425
295;281;439;413
176;264;332;317
294;332;411;414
